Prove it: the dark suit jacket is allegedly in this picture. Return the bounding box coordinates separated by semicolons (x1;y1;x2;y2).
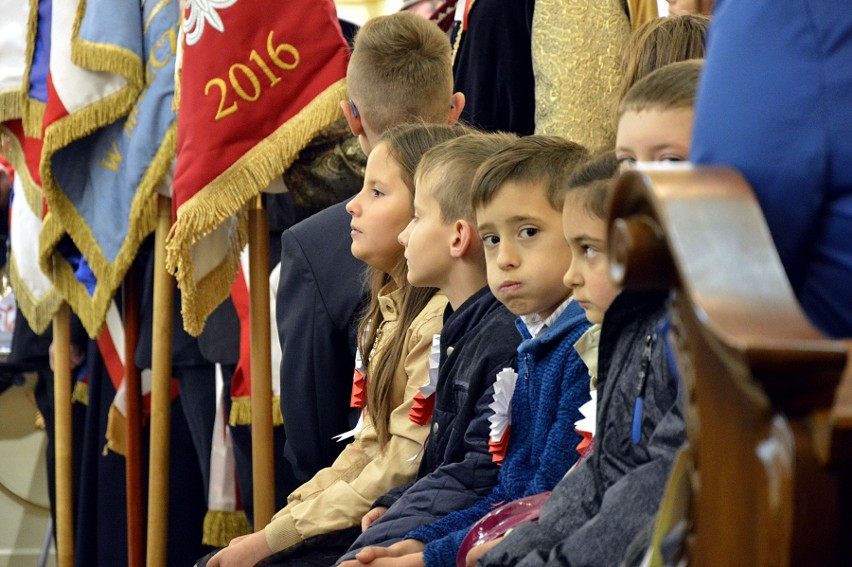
277;200;367;492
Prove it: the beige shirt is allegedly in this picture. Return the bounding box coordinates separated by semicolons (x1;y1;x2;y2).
574;323;602;390
264;289;447;553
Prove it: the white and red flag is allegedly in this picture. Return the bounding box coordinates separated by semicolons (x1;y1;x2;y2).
0;0;62;333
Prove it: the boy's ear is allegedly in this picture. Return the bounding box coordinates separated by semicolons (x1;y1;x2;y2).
447;92;466;125
450;219;476;259
341;99;364;136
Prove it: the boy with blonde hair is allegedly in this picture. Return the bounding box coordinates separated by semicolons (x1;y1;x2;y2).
277;10;466;502
341;11;465;154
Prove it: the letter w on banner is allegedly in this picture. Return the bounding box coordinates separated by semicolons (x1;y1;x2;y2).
38;0;180;337
167;0;349;336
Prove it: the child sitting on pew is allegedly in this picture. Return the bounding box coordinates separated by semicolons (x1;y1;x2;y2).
472;60;703;567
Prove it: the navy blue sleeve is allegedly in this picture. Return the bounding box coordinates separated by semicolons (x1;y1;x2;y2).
691;0;852;336
277;203;365;492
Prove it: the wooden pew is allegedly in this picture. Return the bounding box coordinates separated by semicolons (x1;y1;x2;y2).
607;165;851;567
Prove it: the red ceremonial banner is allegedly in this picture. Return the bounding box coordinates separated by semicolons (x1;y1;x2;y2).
168;0;350;335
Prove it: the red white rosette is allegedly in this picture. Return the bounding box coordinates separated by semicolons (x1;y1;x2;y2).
409;334;441;425
334;348;368;442
574;390;597;456
487;368;518;464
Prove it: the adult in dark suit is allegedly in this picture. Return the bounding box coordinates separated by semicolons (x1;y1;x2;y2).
277;199;365;491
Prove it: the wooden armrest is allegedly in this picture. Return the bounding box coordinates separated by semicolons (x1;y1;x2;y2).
607;165;847;415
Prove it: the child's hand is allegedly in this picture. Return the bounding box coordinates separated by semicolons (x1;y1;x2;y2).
361;506;389;531
351;539;425;563
341;552;426;567
207;531;272;567
465;536;504;566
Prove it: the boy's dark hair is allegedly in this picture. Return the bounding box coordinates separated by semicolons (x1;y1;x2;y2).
564;151;620;220
618;59;704;117
416;131;518;224
471;136;589;212
347;12;453;135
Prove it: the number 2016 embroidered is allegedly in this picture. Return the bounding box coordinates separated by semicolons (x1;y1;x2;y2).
204;30;301;120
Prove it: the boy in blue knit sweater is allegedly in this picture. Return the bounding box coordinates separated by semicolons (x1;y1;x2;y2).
342;136;594;567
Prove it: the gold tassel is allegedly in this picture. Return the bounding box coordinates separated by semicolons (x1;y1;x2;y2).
0;91;21;124
229;396;252;427
229;396;285;427
202;509;252;547
104;403;127;457
71;381;89;406
272;395;284;427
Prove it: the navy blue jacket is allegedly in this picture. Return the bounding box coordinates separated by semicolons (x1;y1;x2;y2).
340;287;520;556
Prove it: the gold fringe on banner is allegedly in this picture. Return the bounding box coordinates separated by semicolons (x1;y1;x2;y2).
202;509;252;547
273;395;284;426
39;126;175;337
71;380;89;406
165;79;348;336
229;396;251;427
228;395;284;427
8;258;64;334
73;0;143;89
0;91;21;123
21;100;44;140
0;125;64;332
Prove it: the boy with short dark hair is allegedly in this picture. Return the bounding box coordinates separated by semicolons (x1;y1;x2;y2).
474;63;697;567
615;60;702;166
342;136;593;567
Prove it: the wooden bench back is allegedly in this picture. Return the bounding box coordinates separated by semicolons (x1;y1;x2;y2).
606;166;850;566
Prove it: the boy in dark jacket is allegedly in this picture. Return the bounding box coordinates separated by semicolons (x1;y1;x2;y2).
339;131;521;555
342;136;594;567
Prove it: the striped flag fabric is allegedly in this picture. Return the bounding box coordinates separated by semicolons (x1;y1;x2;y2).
38;0;180;336
166;0;350;335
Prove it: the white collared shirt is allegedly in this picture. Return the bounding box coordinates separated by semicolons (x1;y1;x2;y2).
519;297;573;339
